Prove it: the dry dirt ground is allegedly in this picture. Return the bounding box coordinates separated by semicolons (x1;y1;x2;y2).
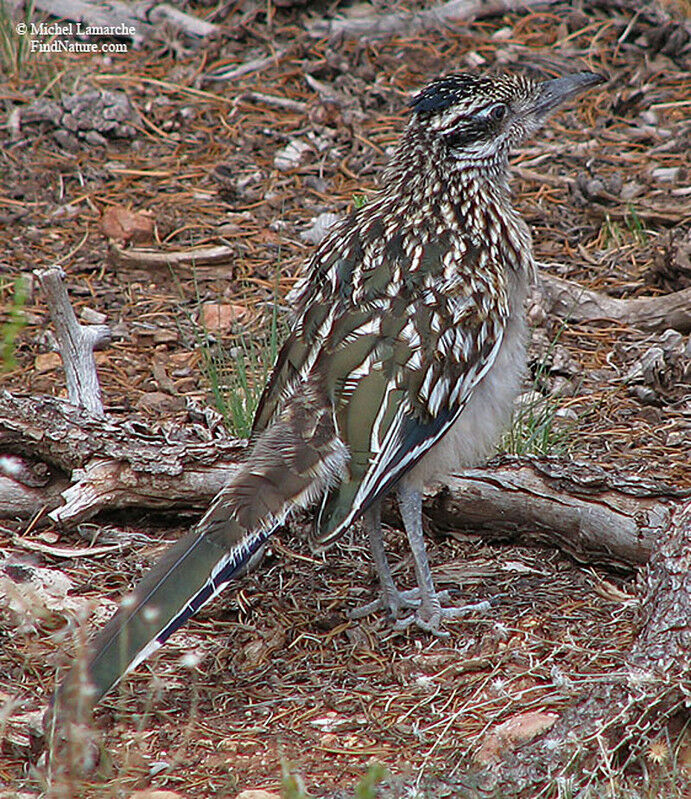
0;0;690;796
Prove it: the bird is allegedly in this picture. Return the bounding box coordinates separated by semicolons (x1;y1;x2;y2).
55;68;603;715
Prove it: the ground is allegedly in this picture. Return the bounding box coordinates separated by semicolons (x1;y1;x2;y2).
0;0;689;796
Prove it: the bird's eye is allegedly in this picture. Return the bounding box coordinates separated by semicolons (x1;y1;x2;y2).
486;103;508;122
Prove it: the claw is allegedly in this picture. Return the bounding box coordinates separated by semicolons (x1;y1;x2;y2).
350;588;491;635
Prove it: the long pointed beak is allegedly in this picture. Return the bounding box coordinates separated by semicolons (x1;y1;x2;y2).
535;71;605;116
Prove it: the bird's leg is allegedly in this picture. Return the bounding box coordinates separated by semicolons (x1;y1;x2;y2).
395;482;490;635
349;502;422;620
349;493;490;630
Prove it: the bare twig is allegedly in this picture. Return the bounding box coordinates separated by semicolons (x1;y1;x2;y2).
35;268;111;419
308;0;559;40
204;50;288;83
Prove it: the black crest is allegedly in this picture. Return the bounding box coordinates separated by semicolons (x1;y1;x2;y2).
410;74;488;114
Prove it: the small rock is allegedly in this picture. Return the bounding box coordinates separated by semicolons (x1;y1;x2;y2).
201;302;251;333
34;352;62;373
274;139;312;171
475;711;558;765
100;205;155;246
235;791;281;799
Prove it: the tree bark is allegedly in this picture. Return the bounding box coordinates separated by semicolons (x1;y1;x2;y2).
478;499;691;796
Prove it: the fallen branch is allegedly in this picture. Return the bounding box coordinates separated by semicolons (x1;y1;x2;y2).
424;459;680;569
33;0;218;44
0;392;685;570
109;242;236;274
203;50;288;83
308;0;559;40
0;392;244;524
540;273;691;333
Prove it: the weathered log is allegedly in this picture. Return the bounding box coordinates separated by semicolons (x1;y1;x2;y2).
540;273;691;333
1;392;686;570
308;0;559;40
481;499;691;795
424;460;680;569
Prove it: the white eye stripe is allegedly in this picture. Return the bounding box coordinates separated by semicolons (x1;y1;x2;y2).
477;102;508;121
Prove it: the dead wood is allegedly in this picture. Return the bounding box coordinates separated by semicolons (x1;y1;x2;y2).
0;392;244;525
1;392;685;570
424;459;682;569
480;499;691;796
540;273;691;333
33;0;218;43
109;242;236;274
308;0;559;40
36;268;111;419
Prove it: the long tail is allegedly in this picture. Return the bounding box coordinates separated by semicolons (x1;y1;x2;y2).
55;392;346;712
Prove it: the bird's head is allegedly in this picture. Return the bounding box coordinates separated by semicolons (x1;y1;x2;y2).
406;70;604;171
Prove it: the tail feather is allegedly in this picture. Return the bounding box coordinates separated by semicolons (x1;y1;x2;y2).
55;389;347;714
88;517;275;703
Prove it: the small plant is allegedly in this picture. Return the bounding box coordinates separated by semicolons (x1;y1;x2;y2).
0;0;36;76
501;324;578;457
1;276;27;371
353;193;368;209
601;213;622;248
355;763;388;799
502;390;574;457
625;204;648;245
280;761;388;799
196;302;281;439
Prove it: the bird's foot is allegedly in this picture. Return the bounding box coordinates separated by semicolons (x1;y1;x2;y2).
349;588;492;636
393;595;493;637
348;586;421;621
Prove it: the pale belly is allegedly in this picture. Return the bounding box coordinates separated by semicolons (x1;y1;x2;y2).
405;299;527;490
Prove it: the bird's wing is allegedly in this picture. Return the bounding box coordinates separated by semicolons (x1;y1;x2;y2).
252;213;359;436
313;274;508;545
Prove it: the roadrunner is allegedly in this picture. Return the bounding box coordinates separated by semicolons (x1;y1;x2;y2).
57;69;603;711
